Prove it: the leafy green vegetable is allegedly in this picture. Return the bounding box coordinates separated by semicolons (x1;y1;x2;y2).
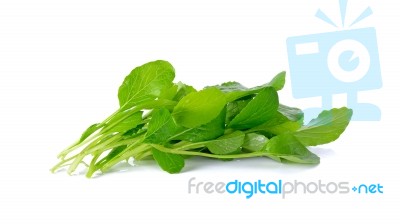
151;148;184;174
248;113;301;136
51;61;352;177
225;98;251;124
265;133;320;164
170;107;226;142
278;104;304;122
216;71;286;102
106;111;143;134
205;131;245;155
173;82;197;101
294;107;352;146
247;104;303;136
264;71;286;91
144;109;178;144
118;60;175;109
172;87;226;128
242;133;269;152
79;123;102;143
228;87;279;129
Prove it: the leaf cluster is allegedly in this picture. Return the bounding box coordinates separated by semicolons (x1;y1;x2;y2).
51;60;352;176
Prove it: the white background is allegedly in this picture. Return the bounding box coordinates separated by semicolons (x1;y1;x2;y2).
1;0;399;223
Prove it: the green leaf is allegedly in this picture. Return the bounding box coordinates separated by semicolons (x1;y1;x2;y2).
159;84;179;100
171;107;226;142
246;104;303;135
173;82;197;101
214;81;248;93
278;104;304;122
216;71;286;102
264;120;302;136
79;123;102;142
159;82;197;101
118;60;175;109
86;145;128;177
151;148;185;174
248;114;301;136
225;98;251;124
229;87;279;130
205;131;245;155
248;104;304;136
263;71;286;91
144;108;178;144
95;145;127;168
106;111;143;134
294;107;353;146
122;123;145;138
242;133;269;152
265;134;319;164
106;99;176;130
140;98;178;111
172;87;226;128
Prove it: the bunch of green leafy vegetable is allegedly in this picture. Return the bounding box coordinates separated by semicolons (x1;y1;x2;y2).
51;60;352;177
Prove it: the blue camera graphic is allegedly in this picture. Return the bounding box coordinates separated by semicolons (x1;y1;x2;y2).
286;2;382;121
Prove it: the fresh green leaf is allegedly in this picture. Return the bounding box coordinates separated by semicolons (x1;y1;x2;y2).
151;148;185;174
171;107;226;142
122;123;145;138
216;71;286;102
248;113;301;136
262;71;286;91
106;111;143;134
205;131;245;155
172;87;226;128
144;108;178;144
79;123;102;142
140;99;178;111
173;82;197;101
86;145;128;177
105;99;176;131
263;120;302;136
118;60;175;109
95;145;127;168
159;84;179;100
265;134;319;164
52;60;354;177
247;104;303;135
162;131;245;155
225;98;251;124
294;107;353;146
229;87;279;130
214;81;248;93
242;133;269;152
278;104;304;122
